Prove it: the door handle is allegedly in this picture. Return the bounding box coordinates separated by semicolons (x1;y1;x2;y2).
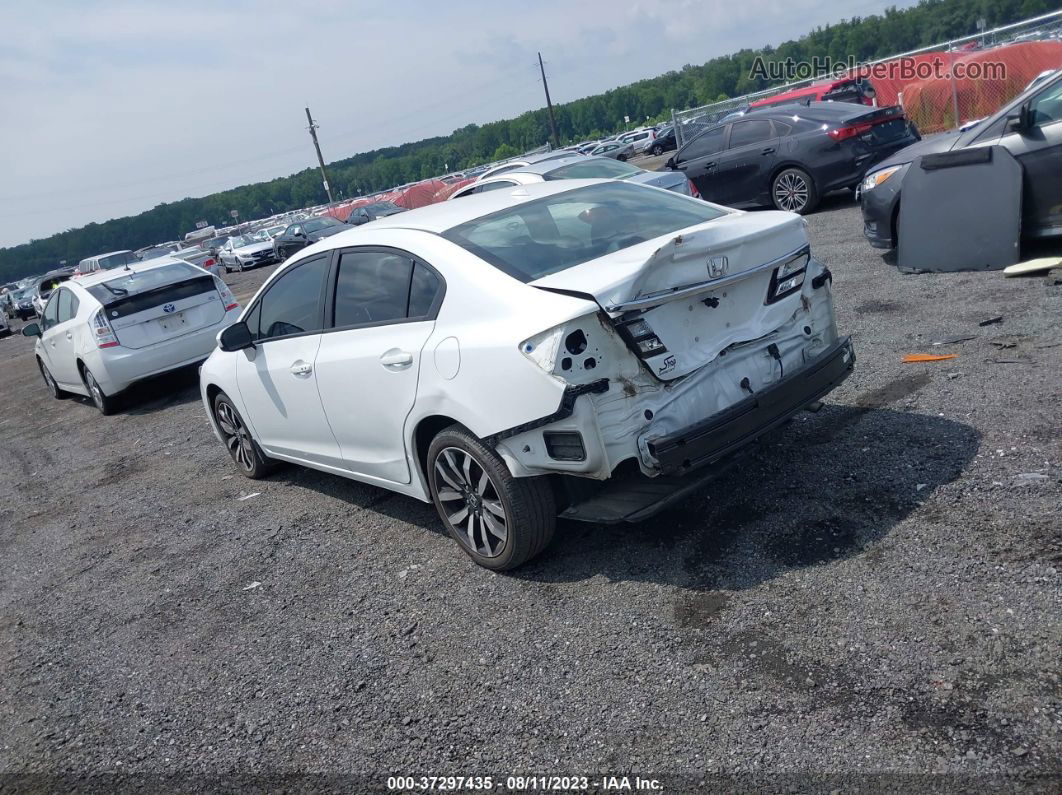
761;147;776;155
289;360;313;377
380;350;413;369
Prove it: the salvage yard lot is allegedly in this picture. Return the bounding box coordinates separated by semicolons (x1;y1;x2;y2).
1;196;1059;782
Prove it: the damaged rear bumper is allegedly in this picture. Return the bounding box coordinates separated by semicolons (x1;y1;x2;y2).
645;336;854;475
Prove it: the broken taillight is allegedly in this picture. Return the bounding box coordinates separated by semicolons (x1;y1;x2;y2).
766;247;810;304
214;277;239;312
616;316;667;359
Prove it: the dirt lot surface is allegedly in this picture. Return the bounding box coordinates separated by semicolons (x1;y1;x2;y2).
1;198;1059;791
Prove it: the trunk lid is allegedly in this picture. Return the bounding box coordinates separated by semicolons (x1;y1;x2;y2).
531;211;809;380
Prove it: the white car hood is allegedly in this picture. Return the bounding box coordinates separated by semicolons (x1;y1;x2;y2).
234;241;274;255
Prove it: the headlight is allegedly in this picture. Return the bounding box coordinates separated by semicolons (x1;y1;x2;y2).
861;164;904;193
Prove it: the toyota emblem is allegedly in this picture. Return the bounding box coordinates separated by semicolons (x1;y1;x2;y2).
163;303;176;313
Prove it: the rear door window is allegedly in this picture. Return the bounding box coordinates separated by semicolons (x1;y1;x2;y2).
727;119;775;149
41;295;60;331
680;126;727;160
56;289;79;323
256;256;329;341
333;251;413;327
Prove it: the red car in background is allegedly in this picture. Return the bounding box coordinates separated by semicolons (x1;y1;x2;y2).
751;77;877;110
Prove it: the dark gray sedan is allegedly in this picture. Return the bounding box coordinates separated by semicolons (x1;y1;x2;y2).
861;70;1062;249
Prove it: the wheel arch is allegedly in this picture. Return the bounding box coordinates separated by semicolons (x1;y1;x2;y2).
412;413;461;486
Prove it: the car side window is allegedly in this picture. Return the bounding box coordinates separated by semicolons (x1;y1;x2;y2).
289;225;301;237
56;289;78;323
408;263;442;318
727;120;775;149
477;180;516;193
41;293;60;331
1029;80;1062;126
681;126;727;160
255;256;329;341
334;250;414;327
771;120;793;136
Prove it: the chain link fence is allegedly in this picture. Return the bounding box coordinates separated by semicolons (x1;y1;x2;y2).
671;9;1062;148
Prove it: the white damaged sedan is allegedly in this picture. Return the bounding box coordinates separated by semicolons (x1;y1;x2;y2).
199;180;853;569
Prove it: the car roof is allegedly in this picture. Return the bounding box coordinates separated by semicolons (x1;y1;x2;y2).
85;250;133;260
323;179;613;236
74;256;192;289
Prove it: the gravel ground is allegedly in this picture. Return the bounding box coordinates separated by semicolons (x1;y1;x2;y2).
0;199;1059;792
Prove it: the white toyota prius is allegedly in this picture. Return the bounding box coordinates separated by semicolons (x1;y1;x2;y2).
25;258;241;414
199;180;853;569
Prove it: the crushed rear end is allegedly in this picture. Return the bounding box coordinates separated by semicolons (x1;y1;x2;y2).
494;210;853;521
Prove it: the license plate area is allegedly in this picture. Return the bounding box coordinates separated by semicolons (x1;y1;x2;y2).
157;311;188;332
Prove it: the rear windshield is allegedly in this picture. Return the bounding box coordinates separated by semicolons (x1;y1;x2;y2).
544;160;641;181
98;252;137;270
87;263;205;304
442;182;727;282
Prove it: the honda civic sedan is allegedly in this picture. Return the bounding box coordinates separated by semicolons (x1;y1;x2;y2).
24;258;241;414
200;180;853;570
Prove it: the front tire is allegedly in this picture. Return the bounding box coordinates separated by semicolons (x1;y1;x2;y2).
81;366;117;415
427;425;555;571
213;392;275;478
771;167;818;214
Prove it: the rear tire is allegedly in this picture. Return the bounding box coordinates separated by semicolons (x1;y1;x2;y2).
427;425;555;571
213;392;276;479
37;359;68;400
652;144;664;156
771;167;818;214
81;366;117;415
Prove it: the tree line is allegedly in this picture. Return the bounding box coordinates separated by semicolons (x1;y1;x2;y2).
1;0;1052;282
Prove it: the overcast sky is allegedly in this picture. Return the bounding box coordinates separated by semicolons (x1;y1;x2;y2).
0;0;917;248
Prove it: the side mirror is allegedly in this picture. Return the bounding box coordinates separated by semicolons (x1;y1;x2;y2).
294;230;306;238
21;323;41;337
665;156;676;170
219;321;254;352
1006;103;1032;133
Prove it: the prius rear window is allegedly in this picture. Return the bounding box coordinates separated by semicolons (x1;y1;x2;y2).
442;182;726;282
86;263;204;303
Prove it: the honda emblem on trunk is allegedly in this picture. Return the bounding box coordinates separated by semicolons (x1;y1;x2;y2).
708;256;729;278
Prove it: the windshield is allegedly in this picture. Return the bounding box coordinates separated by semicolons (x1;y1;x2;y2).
364;202;402;215
86;263;203;301
98;252;137;270
303;217;340;233
229;236;251;247
139;246;176;261
544;160;641;180
442;182;728;282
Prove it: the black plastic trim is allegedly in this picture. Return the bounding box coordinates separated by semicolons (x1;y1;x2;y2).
811;267;833;289
646;337;854;475
485;379;609;445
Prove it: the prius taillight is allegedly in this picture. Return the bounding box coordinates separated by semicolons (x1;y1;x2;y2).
91;309;119;349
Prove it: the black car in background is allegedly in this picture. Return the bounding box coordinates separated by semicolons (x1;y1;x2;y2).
346;201;407;226
666;102;920;214
646;125;677;156
273;216;348;261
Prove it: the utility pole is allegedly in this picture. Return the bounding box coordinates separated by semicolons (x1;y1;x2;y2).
538;52;560;149
305;107;335;204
